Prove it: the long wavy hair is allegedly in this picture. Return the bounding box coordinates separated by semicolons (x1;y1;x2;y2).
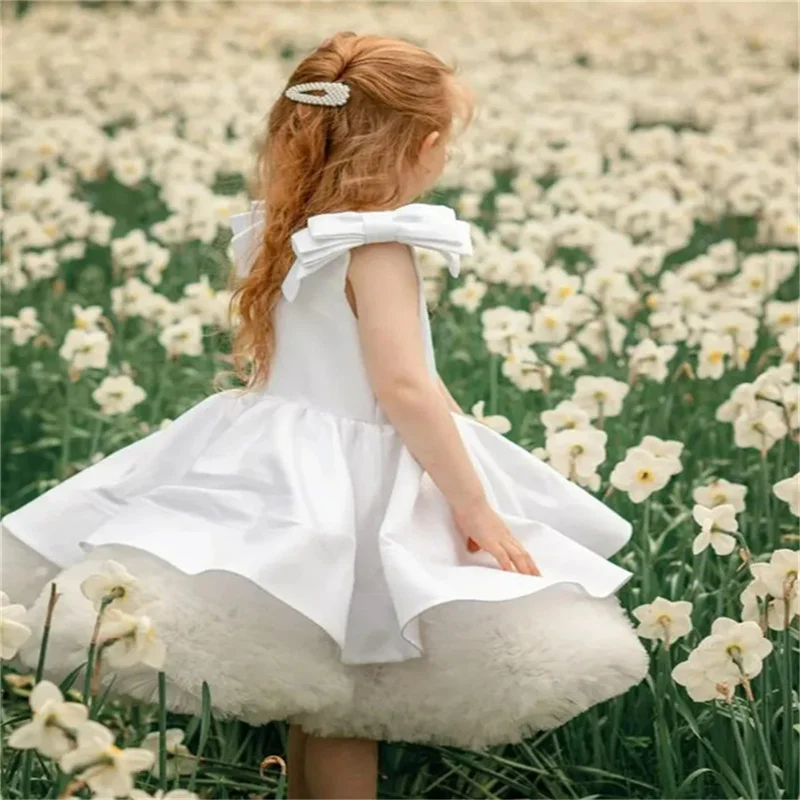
230;32;473;389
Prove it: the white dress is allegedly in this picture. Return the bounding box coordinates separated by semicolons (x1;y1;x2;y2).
2;203;648;749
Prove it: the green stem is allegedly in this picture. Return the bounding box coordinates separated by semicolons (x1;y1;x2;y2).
655;645;677;798
21;582;59;799
158;671;168;793
782;628;796;798
730;710;758;799
489;353;499;415
747;691;782;799
59;379;73;479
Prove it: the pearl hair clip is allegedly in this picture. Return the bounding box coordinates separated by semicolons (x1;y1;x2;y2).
284;81;351;107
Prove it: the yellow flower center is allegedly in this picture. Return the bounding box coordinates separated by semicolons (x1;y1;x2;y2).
558;286;573;299
708;350;725;364
636;468;655;483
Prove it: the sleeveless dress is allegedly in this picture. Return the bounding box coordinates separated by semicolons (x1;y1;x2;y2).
2;203;648;749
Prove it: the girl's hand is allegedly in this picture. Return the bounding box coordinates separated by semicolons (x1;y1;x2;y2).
453;501;541;576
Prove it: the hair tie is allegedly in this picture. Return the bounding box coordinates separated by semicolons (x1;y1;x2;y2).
284;81;350;107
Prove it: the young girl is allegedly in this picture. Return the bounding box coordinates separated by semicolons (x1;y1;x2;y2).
4;32;648;800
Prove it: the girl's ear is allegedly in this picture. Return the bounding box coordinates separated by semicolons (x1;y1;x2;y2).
420;130;441;155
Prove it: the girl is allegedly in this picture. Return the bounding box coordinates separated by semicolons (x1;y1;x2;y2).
4;32;648;800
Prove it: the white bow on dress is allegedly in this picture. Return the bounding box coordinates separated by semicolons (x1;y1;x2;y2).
228;202;473;301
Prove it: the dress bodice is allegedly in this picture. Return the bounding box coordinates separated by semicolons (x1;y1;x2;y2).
228;203;474;423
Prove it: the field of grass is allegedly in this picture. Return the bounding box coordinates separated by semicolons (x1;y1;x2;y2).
1;2;798;798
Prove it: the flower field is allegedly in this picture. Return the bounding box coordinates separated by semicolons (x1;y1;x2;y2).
1;2;798;798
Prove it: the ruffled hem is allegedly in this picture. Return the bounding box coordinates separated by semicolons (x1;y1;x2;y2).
17;544;647;749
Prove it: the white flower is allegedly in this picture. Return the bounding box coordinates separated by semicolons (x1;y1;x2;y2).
741;554;799;631
450;274;487;313
733;407;787;452
632;597;693;646
72;304;104;331
531;305;569;344
481;307;533;355
501;346;550;391
99;609;166;669
609;447;672;502
754;549;799;607
158;316;203;358
773;473;799;516
471;400;511;434
92;375;147;415
572;376;629;420
59;329;110;372
691;617;773;682
628;339;676;383
1;307;42;346
130;791;200;800
7;680;88;759
111;277;155;318
692;504;738;556
697;332;732;380
80;560;146;613
546;427;607;482
693;479;747;513
0;591;32;660
181;275;218;325
672;651;727;702
541;400;593;435
638;435;683;476
141;729;195;779
547;341;587;375
60;721;154;797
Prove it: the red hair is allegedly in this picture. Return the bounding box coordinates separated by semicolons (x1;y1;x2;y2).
230;32;473;388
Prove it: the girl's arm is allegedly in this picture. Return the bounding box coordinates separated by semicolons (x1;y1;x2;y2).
347;242;538;576
437;375;464;414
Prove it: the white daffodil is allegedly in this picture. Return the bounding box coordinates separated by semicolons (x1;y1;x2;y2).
773;473;799;516
632;597;693;647
693;479;747;513
546;427;607;482
181;276;218;325
140;729;195;779
8;680;88;758
691;617;773;683
531;305;569;344
692;503;738;556
571;376;630;420
111;277;156;319
59;328;111;372
671;651;730;702
540;400;593;435
733;407;787;452
752;550;799;610
60;720;154;797
470;401;512;435
158;315;204;358
627;338;677;383
609;447;672;503
1;307;41;346
697;332;732;380
72;304;104;331
501;345;551;392
92;375;147;416
740;565;798;632
130;790;200;799
99;609;166;669
0;591;32;660
638;435;683;476
449;274;487;313
481;307;533;356
80;560;146;613
547;340;587;376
